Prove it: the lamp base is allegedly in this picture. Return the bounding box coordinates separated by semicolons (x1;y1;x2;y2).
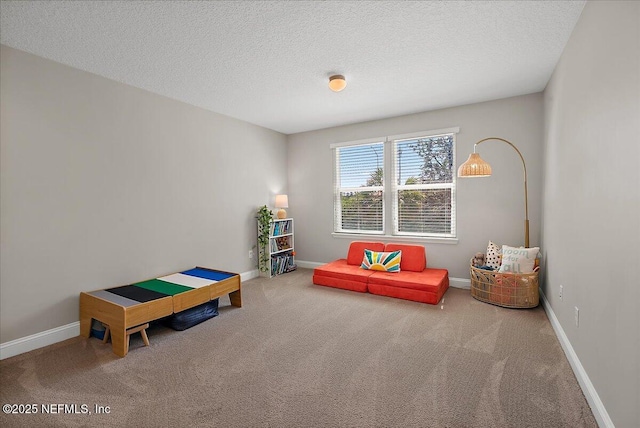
277;209;287;219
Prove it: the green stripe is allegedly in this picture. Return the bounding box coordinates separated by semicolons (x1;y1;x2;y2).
383;251;400;265
365;250;374;264
133;279;193;296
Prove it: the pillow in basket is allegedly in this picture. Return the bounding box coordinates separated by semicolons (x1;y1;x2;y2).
361;249;401;272
498;245;540;274
486;241;502;270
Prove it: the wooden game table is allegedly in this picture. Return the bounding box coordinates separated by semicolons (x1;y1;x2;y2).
80;267;241;357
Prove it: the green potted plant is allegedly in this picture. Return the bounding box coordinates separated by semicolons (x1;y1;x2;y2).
256;205;273;273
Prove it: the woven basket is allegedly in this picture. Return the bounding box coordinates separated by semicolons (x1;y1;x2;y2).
470;264;539;308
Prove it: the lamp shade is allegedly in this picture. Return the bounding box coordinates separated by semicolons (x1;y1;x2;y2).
328;75;346;92
275;194;289;208
457;153;492;177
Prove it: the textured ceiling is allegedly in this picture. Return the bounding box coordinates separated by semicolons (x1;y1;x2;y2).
0;1;585;134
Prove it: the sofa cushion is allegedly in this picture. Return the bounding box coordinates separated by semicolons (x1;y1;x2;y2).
313;241;449;304
346;241;385;265
313;274;369;293
368;268;448;292
361;249;402;272
383;243;426;272
314;259;375;281
313;259;373;292
367;283;447;305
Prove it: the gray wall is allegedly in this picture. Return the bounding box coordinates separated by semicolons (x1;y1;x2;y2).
288;93;543;279
0;45;287;343
541;1;639;427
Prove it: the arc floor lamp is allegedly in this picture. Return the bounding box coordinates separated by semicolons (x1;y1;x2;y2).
457;137;530;248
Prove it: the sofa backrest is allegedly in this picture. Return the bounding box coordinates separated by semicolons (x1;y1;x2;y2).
384;243;426;272
347;241;385;265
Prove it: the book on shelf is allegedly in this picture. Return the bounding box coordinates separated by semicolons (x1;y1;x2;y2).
270;236;291;252
270;251;296;276
270;219;291;237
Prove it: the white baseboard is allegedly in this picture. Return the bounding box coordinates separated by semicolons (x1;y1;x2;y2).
0;322;80;360
539;289;613;428
295;260;323;269
240;269;260;282
449;277;470;289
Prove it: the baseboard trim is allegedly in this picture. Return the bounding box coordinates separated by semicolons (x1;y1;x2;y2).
0;322;80;360
295;260;323;269
539;289;613;428
240;269;260;282
449;277;470;289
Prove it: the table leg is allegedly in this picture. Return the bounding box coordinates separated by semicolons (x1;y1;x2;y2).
229;289;242;307
110;325;127;357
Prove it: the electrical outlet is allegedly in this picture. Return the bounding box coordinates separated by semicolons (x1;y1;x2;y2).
249;250;254;259
574;306;579;327
559;285;563;300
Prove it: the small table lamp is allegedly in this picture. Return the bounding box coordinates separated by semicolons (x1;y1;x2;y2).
275;194;289;219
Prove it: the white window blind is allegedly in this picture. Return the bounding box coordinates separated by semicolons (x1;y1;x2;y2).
392;133;456;237
333;141;384;234
332;128;457;239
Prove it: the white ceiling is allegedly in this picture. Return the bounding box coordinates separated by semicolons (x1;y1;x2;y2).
0;1;585;135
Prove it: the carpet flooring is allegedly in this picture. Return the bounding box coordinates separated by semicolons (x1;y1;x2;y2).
0;268;597;427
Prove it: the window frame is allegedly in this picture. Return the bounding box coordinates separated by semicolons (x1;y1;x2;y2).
332;127;459;242
390;131;457;239
332;138;386;235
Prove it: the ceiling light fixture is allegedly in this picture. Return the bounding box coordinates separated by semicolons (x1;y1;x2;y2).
328;75;346;92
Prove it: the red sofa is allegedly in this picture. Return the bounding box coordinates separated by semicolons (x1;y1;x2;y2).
313;241;449;305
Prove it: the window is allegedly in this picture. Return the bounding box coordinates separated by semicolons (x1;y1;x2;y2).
392;134;456;237
333;140;385;234
332;128;457;239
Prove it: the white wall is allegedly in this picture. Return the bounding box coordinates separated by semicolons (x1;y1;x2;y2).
288;94;543;279
0;45;287;343
541;2;640;427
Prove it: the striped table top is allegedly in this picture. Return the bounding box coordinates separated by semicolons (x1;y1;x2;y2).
88;267;237;307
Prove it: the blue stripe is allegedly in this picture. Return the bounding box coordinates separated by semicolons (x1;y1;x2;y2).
182;267;235;281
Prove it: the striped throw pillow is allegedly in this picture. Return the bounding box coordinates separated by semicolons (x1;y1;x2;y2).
361;249;402;272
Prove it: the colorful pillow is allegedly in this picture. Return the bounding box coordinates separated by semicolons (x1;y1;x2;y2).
486;241;502;270
361;249;402;272
498;245;540;273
